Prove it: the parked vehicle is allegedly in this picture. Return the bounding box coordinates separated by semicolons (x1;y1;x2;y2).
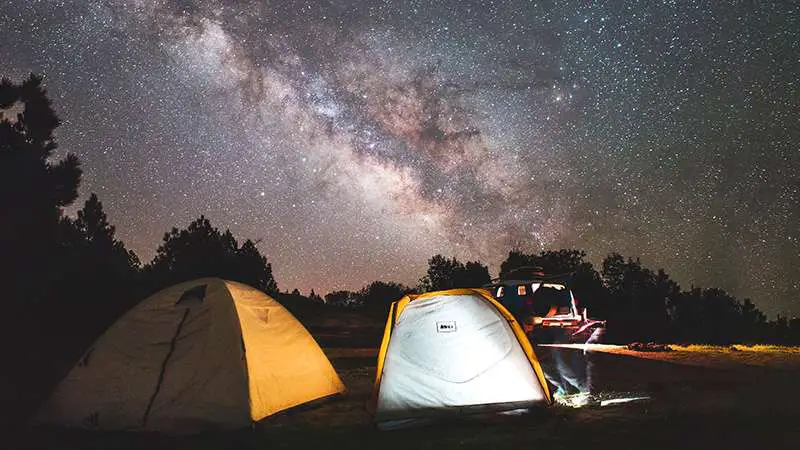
484;266;605;344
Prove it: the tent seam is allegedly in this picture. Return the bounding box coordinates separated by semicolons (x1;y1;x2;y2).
221;280;254;423
141;307;191;427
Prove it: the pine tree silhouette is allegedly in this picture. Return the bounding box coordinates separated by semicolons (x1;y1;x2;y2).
1;75;82;314
145;216;278;295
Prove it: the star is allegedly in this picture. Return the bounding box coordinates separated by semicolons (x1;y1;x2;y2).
0;0;797;317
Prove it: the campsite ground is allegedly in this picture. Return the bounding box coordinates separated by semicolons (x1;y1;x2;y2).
6;313;800;450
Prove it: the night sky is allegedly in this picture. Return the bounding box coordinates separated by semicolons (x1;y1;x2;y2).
1;1;797;317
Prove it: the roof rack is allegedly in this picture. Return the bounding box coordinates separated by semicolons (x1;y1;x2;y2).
485;266;575;286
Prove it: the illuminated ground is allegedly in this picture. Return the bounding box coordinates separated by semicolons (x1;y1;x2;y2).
540;343;800;370
9;321;800;450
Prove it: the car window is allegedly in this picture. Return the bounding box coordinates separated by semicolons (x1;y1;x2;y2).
528;286;572;317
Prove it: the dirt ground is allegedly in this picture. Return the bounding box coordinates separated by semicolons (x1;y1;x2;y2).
6;322;800;450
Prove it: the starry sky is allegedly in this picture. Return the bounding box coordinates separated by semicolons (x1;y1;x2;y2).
1;1;798;317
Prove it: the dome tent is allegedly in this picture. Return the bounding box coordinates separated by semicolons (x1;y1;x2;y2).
36;278;345;433
370;288;551;429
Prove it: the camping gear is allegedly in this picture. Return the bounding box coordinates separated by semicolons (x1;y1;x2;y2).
35;278;345;433
369;288;551;428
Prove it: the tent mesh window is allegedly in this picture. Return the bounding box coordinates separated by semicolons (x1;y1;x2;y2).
175;284;207;306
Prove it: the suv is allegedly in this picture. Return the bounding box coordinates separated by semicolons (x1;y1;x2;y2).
485;267;605;344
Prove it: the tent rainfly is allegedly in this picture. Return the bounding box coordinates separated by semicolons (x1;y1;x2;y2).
36;278;345;433
369;288;551;428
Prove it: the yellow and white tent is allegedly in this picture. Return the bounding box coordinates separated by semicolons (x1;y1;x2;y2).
36;278;345;433
370;288;551;428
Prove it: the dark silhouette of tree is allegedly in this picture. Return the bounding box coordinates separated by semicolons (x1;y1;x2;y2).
359;281;415;318
419;255;462;291
498;250;535;280
236;239;278;295
274;288;326;322
325;290;358;308
651;269;681;339
0;75;82;312
145;216;277;295
498;248;600;279
697;288;746;344
74;194;140;268
668;287;773;344
601;254;674;342
736;298;767;343
461;261;492;288
789;318;800;345
419;255;490;291
55;194;140;341
308;289;323;304
767;315;790;344
0;75;88;413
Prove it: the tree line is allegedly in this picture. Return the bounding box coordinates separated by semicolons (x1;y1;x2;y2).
320;250;799;345
1;74;798;392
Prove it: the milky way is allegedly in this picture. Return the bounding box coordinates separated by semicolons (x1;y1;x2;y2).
1;1;798;316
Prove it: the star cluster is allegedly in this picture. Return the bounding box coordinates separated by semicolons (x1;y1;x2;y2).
1;0;797;316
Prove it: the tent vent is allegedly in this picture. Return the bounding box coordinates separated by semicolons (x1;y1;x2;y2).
176;285;207;306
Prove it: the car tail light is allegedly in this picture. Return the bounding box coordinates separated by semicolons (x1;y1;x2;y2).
542;319;579;328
